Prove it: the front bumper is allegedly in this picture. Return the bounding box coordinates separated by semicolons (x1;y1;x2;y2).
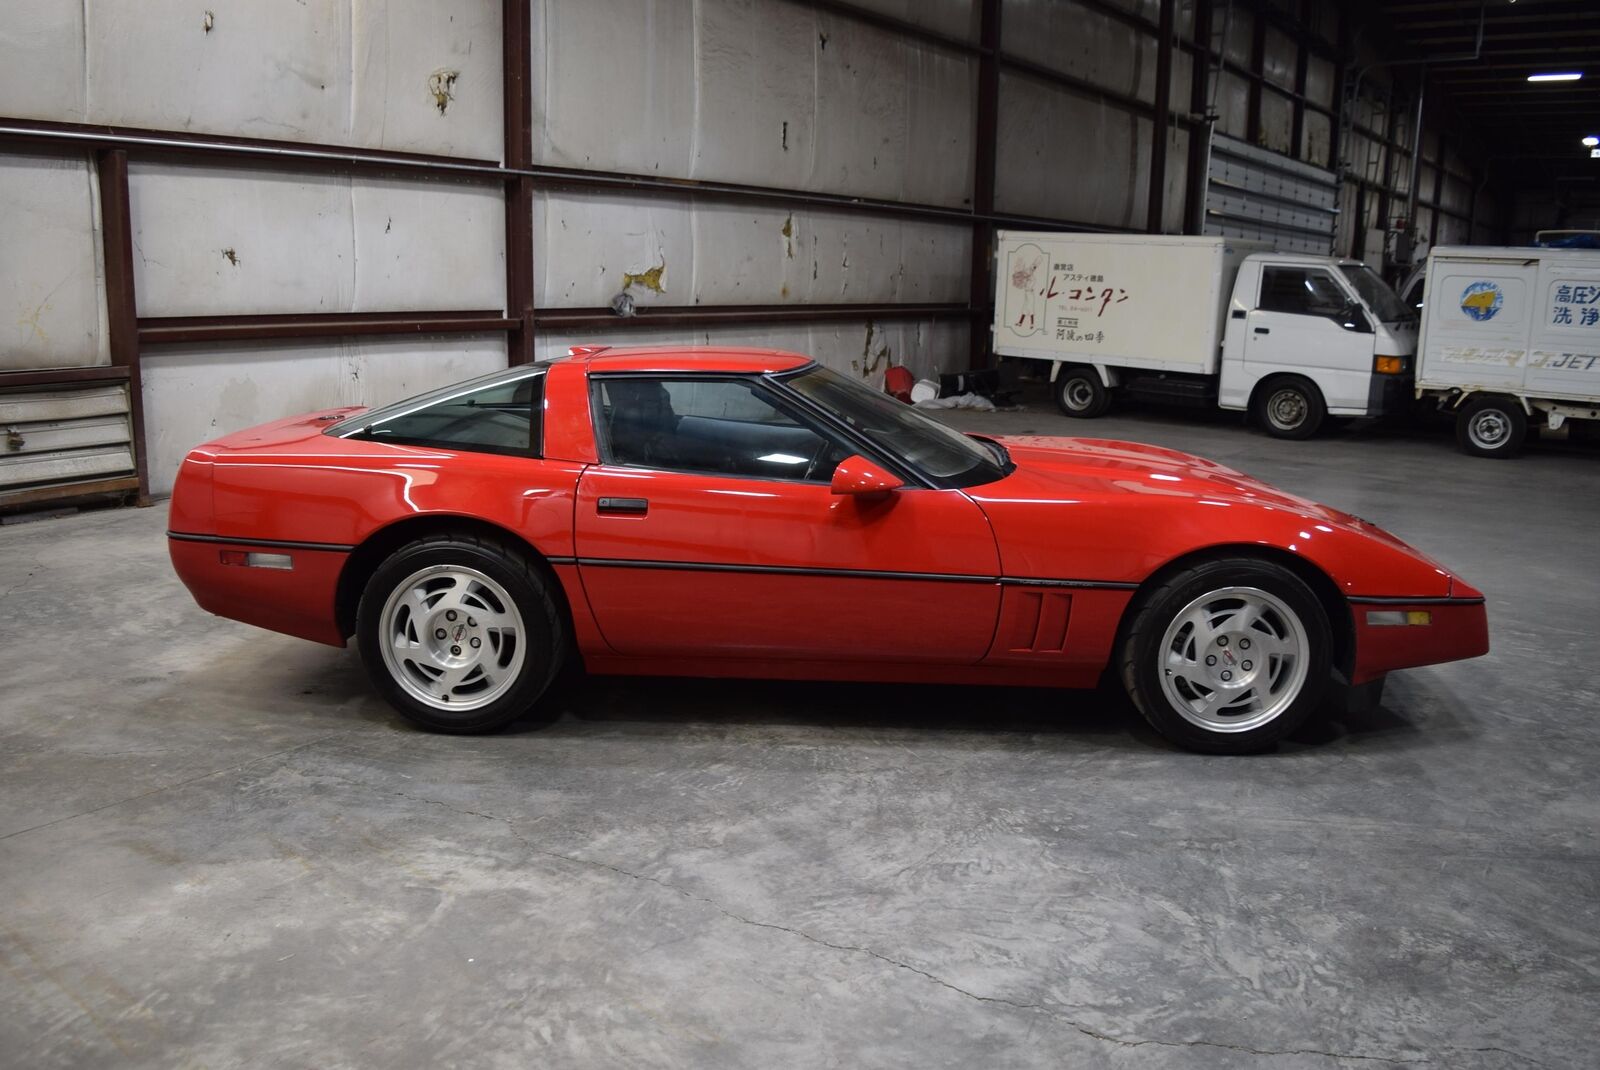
1365;371;1415;418
1348;595;1489;684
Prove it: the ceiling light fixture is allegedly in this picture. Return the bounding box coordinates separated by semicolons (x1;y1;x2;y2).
1528;72;1583;82
1586;136;1600;148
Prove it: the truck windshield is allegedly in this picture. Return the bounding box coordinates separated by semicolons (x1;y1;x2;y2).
1339;264;1410;323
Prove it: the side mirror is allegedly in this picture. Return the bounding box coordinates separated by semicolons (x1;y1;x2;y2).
830;455;903;497
1339;303;1373;333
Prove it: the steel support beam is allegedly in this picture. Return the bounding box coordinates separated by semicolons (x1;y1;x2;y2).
1147;0;1175;233
95;148;149;505
970;0;1001;371
1184;0;1215;235
536;303;971;331
503;0;536;366
1246;15;1267;147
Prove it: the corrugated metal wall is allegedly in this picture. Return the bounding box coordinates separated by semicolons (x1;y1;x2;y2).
0;0;1498;503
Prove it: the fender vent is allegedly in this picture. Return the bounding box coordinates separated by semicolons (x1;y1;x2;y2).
1003;591;1073;653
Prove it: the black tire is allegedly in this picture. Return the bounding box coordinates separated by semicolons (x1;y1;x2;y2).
1454;395;1525;459
356;534;568;733
1251;376;1326;439
1118;558;1332;754
1053;366;1112;418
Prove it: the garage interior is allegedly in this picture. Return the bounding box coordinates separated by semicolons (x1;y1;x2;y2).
3;1;1598;1067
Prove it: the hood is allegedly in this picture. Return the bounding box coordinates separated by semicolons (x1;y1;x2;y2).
969;435;1454;597
992;435;1346;518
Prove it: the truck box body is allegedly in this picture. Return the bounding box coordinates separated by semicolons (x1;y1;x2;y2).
992;233;1272;376
1418;246;1600;405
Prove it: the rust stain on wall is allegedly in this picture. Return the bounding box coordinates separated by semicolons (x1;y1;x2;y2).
221;248;241;266
781;215;794;258
429;69;460;115
623;257;666;294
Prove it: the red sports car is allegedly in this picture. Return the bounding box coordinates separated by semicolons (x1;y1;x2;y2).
168;346;1488;753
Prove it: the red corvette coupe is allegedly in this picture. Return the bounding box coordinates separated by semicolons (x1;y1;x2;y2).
168;346;1488;753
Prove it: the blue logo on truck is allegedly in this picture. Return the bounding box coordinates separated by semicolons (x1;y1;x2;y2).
1459;281;1503;321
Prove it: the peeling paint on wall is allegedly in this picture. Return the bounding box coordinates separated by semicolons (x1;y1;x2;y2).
429;68;459;115
622;257;666;294
781;215;794;258
852;321;891;378
202;10;214;34
221;247;240;267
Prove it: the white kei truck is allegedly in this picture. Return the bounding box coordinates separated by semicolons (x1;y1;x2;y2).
1416;245;1600;458
991;233;1417;438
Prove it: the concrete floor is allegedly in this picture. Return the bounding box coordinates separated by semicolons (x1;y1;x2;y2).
2;397;1597;1069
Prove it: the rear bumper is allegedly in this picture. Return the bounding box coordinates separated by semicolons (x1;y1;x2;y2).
1348;596;1488;684
169;534;349;647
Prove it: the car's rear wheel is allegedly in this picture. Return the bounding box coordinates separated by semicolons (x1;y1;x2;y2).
357;534;567;733
1119;558;1331;754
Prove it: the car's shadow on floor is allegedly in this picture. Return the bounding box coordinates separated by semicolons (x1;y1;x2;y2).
510;671;1441;757
294;644;1448;757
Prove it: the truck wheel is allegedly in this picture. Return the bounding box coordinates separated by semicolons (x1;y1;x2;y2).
1455;395;1525;459
1053;366;1111;418
1252;377;1325;439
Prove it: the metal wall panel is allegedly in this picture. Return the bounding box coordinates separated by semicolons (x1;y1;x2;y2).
88;0;353;147
1;0;503;159
1205;135;1338;254
0;153;111;370
0;0;88;122
1002;2;1160;105
849;0;977;40
350;0;504;161
534;0;698;176
535;192;970;308
993;75;1147;228
533;0;975;207
129;164;505;317
140;336;507;495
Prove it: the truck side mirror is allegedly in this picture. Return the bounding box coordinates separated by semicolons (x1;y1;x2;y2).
1339;302;1373;333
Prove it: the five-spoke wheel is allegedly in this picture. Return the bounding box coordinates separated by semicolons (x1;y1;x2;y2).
357;534;566;733
1120;558;1330;753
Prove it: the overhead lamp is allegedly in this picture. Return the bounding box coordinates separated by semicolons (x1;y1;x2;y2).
1528;72;1583;82
1584;136;1600;147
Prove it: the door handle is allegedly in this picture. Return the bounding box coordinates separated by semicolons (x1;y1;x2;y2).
1253;327;1271;335
596;496;648;515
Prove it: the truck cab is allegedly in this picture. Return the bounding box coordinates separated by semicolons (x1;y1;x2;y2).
1216;254;1417;437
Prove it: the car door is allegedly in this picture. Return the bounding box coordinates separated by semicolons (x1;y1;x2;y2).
1245;264;1374;410
573;374;1002;662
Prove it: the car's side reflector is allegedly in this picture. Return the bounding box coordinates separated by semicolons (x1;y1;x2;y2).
1367;610;1431;626
220;550;294;570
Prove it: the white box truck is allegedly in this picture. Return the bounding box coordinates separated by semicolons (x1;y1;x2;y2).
991;233;1417;438
1416;245;1600;458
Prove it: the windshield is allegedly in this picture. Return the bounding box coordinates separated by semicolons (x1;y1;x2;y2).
779;365;1004;486
1339;264;1410;323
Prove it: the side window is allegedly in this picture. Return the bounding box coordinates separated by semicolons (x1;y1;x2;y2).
593;377;846;481
1259;267;1349;317
350;373;543;456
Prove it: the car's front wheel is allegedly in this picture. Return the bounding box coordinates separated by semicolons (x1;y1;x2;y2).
356;534;567;733
1119;558;1331;754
